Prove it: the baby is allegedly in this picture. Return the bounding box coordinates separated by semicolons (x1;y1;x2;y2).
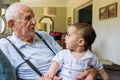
44;23;108;80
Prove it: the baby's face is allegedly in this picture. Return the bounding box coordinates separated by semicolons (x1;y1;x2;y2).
65;26;81;50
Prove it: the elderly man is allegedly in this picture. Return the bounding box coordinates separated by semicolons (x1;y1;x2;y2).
0;2;96;80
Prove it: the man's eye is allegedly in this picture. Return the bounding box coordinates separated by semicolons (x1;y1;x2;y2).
25;16;32;20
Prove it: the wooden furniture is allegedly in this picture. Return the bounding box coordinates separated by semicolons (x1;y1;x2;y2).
50;31;66;49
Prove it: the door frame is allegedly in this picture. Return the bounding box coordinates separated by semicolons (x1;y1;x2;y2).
73;1;92;23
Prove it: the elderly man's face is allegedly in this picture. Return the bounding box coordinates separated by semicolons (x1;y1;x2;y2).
13;6;36;39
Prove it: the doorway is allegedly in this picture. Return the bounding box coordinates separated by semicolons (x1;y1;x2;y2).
73;1;92;24
79;5;92;25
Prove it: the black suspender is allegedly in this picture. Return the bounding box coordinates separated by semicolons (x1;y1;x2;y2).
5;32;56;77
6;38;43;77
35;32;56;55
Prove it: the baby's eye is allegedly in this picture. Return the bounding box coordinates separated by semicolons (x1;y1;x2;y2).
66;33;70;36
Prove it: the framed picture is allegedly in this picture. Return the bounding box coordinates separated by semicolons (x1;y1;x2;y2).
99;6;107;20
108;2;117;18
67;17;72;26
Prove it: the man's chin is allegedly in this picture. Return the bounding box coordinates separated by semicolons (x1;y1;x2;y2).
32;32;35;36
26;32;35;38
31;31;35;35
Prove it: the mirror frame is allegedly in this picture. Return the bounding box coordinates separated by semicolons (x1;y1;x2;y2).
39;16;54;32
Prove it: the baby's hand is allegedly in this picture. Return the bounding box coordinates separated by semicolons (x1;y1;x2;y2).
44;71;55;79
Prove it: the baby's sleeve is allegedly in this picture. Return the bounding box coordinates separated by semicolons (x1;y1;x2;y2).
52;50;65;70
91;55;103;71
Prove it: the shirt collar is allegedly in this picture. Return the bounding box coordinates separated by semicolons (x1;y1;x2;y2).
81;50;93;60
11;32;39;49
68;49;93;60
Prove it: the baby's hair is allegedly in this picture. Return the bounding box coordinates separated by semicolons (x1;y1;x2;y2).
71;23;96;50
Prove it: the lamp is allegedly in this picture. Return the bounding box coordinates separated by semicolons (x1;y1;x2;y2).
43;7;56;17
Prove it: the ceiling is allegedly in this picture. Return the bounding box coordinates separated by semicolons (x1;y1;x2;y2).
20;0;71;7
20;0;70;3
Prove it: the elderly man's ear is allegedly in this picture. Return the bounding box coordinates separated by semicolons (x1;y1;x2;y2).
8;19;15;29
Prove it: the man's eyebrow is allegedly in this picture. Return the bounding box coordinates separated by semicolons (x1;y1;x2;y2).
24;14;33;20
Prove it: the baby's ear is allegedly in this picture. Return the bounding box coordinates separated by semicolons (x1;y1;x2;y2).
78;38;85;46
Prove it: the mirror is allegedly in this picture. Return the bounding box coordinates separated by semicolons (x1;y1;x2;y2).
0;14;6;34
39;16;54;33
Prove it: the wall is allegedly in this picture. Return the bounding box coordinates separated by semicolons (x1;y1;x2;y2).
92;0;120;64
54;7;66;32
31;7;66;33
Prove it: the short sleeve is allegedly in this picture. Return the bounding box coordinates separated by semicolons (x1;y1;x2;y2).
52;50;65;70
91;55;103;71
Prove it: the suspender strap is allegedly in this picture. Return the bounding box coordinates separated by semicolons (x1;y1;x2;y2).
6;38;43;77
35;32;56;55
35;32;60;75
16;62;25;79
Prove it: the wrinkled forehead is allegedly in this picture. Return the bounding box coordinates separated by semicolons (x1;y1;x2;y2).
18;5;34;18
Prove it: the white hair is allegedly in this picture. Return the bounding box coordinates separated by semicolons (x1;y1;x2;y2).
5;2;28;22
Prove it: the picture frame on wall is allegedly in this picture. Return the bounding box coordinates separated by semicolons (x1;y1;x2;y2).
108;2;117;18
67;17;72;26
99;6;107;20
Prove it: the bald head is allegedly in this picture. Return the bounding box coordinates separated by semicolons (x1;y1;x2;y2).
5;2;33;22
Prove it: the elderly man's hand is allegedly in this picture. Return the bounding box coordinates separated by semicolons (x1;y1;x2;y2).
37;76;62;80
76;68;97;80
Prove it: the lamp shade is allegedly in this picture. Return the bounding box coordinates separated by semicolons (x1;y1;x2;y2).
43;7;56;17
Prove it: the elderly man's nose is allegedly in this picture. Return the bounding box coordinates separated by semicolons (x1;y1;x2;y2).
31;18;36;24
